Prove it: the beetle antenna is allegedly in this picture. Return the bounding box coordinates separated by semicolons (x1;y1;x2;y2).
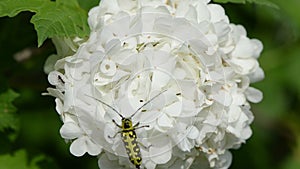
130;90;167;118
85;94;123;118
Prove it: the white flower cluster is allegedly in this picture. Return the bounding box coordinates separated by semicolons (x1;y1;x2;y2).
45;0;264;168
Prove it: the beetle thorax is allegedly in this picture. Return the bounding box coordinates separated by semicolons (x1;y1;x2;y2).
122;118;133;129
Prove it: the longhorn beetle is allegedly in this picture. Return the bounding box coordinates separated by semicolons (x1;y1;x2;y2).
86;90;166;169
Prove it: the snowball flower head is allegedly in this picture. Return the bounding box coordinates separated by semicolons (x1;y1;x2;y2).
45;0;264;168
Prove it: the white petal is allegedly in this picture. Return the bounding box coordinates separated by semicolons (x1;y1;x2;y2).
230;58;258;75
43;88;64;100
148;135;172;164
117;0;136;11
232;25;247;39
93;72;112;86
248;67;265;83
241;126;253;140
173;68;186;80
185;5;197;22
226;125;238;137
232;92;246;106
104;123;118;144
70;136;87;157
194;2;210;22
231;36;254;58
212;90;232;106
206;34;218;47
65;56;84;64
151;70;170;89
197;89;206;105
149;145;172;164
144;160;156;169
188;39;215;67
157;113;173;128
164;101;182;117
87;6;101;30
187;125;199;139
48;71;66;87
251;39;263;58
228;106;241;123
85;137;102;156
55;98;63;115
60;122;83;139
178;138;193;152
208;4;229;23
105;39;121;56
98;153;126;169
214;21;230;42
181;99;198;117
184;156;196;169
178;80;196;99
197;125;217;144
245;87;263;103
138;110;160;128
217;151;233;169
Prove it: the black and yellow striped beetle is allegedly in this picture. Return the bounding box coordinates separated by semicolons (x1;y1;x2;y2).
86;90;166;169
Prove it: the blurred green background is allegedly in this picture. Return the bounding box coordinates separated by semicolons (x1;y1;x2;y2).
1;0;300;169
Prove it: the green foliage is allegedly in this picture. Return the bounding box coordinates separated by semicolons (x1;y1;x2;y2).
77;0;100;11
271;0;300;39
0;89;19;134
223;1;300;169
213;0;279;8
0;149;45;169
0;0;90;47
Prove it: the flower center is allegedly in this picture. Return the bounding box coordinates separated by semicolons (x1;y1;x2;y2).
100;59;117;76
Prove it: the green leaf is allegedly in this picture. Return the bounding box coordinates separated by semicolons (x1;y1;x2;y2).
213;0;279;9
77;0;100;11
281;116;300;169
0;149;45;169
271;0;300;39
0;0;90;47
0;89;19;133
214;0;245;3
286;48;300;96
249;0;279;8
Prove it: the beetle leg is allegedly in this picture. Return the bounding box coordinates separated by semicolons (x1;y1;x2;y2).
138;141;152;150
134;125;150;130
108;130;122;139
112;119;122;128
